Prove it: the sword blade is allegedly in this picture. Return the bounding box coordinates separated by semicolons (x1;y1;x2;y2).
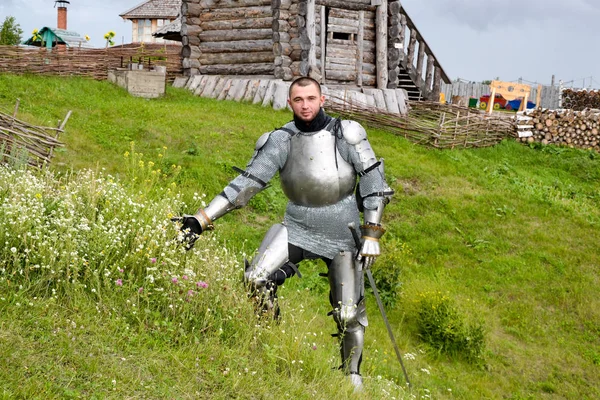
347;223;411;387
365;268;411;387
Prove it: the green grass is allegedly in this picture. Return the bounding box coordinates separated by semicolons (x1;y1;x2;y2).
1;74;599;399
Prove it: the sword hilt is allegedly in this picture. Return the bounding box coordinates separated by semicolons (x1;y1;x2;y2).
347;222;362;249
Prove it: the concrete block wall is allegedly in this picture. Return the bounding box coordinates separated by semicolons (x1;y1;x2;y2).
108;68;167;99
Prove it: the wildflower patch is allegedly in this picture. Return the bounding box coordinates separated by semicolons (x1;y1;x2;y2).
0;157;248;342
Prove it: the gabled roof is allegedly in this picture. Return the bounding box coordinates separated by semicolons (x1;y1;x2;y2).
152;15;182;41
22;27;92;49
120;0;181;19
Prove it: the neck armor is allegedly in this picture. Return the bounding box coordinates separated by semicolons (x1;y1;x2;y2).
293;108;332;132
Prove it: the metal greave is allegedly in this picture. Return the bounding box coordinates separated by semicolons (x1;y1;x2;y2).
328;251;367;374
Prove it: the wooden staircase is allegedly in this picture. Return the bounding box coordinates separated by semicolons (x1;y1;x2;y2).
387;1;451;101
397;64;422;101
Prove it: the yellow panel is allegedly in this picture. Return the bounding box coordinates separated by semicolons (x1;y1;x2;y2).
490;80;531;101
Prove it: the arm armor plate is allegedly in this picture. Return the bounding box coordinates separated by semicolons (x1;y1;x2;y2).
341;120;378;171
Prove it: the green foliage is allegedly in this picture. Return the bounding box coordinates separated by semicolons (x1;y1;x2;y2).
370;236;412;307
0;75;599;399
103;30;115;47
415;291;485;363
0;16;23;45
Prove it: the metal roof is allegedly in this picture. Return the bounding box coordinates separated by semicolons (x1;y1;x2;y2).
22;27;93;49
120;0;181;19
152;15;182;41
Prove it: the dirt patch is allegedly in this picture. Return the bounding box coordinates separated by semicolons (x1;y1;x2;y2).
396;178;422;195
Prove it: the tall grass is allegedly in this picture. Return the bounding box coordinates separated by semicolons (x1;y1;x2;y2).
1;74;599;399
0;152;409;399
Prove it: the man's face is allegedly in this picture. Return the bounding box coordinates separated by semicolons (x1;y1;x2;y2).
288;82;325;123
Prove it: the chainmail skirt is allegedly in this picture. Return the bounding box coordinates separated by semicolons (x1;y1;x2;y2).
284;194;361;260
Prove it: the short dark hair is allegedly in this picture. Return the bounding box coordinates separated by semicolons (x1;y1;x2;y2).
289;76;322;97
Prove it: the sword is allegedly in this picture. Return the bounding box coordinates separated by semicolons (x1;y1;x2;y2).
348;223;411;388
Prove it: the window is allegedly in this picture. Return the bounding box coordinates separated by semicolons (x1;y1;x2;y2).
137;20;143;42
332;32;350;41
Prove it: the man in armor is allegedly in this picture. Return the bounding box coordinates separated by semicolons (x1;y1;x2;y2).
177;77;393;390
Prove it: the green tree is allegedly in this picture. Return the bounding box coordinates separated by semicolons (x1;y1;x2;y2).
0;16;24;45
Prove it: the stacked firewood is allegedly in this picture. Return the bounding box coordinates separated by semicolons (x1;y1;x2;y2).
562;89;600;111
517;108;600;151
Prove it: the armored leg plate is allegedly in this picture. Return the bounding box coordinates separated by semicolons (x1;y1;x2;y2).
244;223;290;319
327;251;367;374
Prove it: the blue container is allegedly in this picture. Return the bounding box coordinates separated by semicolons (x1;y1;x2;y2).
506;99;536;111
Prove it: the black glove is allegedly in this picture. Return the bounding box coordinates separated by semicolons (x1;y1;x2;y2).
171;214;203;250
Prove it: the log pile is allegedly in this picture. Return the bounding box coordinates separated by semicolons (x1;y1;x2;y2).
517;108;600;152
561;89;600;111
0;101;67;168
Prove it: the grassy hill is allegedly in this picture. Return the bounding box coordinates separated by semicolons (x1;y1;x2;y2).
0;74;599;399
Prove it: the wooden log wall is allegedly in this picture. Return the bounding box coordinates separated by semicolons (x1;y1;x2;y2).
179;0;449;95
181;0;274;76
273;0;295;80
320;8;377;86
295;0;319;80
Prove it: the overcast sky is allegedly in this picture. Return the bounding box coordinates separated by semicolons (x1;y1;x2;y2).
2;0;599;88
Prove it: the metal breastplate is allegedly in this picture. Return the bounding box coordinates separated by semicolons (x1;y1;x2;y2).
280;130;356;207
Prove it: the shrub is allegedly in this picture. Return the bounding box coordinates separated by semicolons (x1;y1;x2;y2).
371;238;412;307
415;291;485;363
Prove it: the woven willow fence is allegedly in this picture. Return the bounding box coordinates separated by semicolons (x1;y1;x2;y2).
0;101;67;168
326;94;516;149
0;44;183;82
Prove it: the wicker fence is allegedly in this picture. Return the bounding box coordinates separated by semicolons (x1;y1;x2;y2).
0;44;183;82
0;101;67;168
327;94;516;149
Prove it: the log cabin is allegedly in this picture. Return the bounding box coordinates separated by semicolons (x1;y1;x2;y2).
177;0;450;100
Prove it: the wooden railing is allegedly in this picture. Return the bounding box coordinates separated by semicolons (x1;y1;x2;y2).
388;1;451;100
